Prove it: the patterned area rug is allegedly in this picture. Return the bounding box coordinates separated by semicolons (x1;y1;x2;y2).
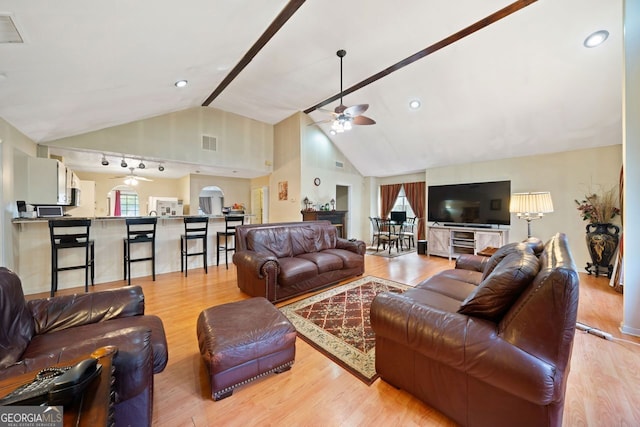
280;276;412;384
366;246;416;258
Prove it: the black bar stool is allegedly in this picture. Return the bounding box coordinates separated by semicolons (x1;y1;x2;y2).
48;219;95;297
181;216;209;276
123;217;157;286
216;215;244;269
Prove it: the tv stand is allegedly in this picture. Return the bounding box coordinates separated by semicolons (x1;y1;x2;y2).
427;225;509;260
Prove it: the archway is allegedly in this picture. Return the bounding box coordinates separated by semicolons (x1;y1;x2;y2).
107;185;139;216
198;186;224;215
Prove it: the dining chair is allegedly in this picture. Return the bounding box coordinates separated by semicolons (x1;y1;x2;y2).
374;217;400;254
401;217;417;249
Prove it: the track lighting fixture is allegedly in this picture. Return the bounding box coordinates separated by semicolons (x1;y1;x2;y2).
120;157;128;168
158;164;165;172
101;155;109;166
138;161;146;169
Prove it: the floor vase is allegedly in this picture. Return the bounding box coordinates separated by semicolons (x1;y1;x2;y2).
585;223;620;278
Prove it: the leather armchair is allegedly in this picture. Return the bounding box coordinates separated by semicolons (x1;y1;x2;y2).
0;267;168;427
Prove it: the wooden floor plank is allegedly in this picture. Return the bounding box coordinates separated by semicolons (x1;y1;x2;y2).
26;252;640;426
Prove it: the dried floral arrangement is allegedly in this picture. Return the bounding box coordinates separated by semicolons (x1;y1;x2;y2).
575;185;621;224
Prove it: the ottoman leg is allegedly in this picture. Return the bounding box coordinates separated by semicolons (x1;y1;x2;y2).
214;390;233;401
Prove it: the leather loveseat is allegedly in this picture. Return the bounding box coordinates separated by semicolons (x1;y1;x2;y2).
0;267;168;427
233;221;366;302
370;233;579;427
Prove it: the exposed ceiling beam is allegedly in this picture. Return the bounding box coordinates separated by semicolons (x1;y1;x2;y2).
304;0;538;114
201;0;306;107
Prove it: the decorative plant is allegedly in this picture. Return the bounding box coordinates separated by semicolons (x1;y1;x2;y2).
575;186;621;224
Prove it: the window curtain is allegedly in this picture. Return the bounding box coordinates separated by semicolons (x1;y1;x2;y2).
404;181;426;240
114;190;121;217
380;184;402;218
199;197;212;215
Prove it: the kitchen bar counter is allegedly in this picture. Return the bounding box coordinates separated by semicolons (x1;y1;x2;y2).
12;215;253;295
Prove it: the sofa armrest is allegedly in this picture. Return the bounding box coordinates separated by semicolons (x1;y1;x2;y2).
27;286;145;335
233;250;279;277
455;254;489;272
370;292;555;406
336;238;366;255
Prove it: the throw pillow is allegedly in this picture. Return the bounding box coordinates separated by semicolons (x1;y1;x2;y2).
459;251;540;321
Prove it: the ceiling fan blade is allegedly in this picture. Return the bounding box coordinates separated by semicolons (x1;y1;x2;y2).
343;104;369;117
352;115;376;125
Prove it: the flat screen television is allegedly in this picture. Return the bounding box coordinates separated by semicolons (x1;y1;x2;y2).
428;180;511;226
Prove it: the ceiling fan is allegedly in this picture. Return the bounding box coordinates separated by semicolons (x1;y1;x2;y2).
313;49;376;133
110;167;153;186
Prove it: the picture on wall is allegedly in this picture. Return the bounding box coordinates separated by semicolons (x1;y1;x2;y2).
278;181;288;201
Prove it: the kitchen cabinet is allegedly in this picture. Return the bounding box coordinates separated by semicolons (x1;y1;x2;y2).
27;158;72;205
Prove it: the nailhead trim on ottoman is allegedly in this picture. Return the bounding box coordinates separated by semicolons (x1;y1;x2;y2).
197;297;296;400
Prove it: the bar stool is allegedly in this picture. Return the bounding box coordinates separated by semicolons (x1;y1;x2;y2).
181;216;209;276
48;219;95;297
123;217;157;286
216;215;244;269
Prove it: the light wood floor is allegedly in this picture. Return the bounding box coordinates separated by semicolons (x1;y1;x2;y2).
29;253;640;426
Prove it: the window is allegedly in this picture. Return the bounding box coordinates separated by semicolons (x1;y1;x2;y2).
120;191;139;217
392;187;415;218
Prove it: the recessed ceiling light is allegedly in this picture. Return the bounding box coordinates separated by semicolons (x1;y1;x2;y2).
174;79;188;88
409;100;421;109
584;30;609;48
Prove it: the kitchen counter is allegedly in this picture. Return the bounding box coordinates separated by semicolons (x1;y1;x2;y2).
12;215;254;295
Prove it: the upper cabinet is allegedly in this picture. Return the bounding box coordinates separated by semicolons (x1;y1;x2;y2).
26;158;73;205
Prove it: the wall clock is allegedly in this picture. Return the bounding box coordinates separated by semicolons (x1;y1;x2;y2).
314;177;321;186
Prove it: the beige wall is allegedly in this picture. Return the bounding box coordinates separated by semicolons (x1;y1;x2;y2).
46;107;274;177
425;144;622;267
188;173;251;215
271;113;303;222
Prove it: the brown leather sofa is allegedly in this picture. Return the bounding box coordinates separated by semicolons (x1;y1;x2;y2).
0;267;168;427
370;233;579;427
233;221;366;302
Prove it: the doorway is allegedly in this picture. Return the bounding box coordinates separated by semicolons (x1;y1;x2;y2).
336;185;350;237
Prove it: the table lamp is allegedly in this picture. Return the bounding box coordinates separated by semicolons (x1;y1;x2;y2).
509;192;554;238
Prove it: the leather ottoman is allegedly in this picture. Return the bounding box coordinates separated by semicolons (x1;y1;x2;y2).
196;297;296;400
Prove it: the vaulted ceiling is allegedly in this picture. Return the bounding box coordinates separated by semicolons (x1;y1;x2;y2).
0;0;622;178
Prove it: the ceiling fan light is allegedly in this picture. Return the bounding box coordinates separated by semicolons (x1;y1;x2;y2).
124;177;138;186
344;121;352;131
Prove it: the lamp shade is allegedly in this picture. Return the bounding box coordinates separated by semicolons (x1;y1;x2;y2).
509;192;554;214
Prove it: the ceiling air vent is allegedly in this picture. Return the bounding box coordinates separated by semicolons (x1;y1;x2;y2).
335;161;344;169
201;135;217;152
0;15;24;44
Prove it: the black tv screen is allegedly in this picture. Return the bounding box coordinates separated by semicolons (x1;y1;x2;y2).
428;181;511;226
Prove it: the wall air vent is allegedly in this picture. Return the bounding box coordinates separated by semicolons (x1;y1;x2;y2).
0;15;24;44
201;135;217;151
335;161;344;169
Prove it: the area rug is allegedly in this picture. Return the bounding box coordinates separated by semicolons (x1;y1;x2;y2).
366;246;416;258
280;276;412;385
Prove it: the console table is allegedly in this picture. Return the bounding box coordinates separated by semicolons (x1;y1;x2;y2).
301;210;347;238
0;346;116;426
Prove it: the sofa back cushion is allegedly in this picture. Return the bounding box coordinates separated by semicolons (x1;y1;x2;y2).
246;228;293;258
290;224;337;256
458;251;540;321
481;237;543;280
0;268;34;369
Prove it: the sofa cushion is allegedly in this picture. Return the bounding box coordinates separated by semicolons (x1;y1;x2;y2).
277;257;318;287
434;269;483;286
297;252;344;273
459;251;540;321
247;228;292;258
290;225;336;256
322;248;364;269
0;268;34;369
417;275;479;302
481;238;542;280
